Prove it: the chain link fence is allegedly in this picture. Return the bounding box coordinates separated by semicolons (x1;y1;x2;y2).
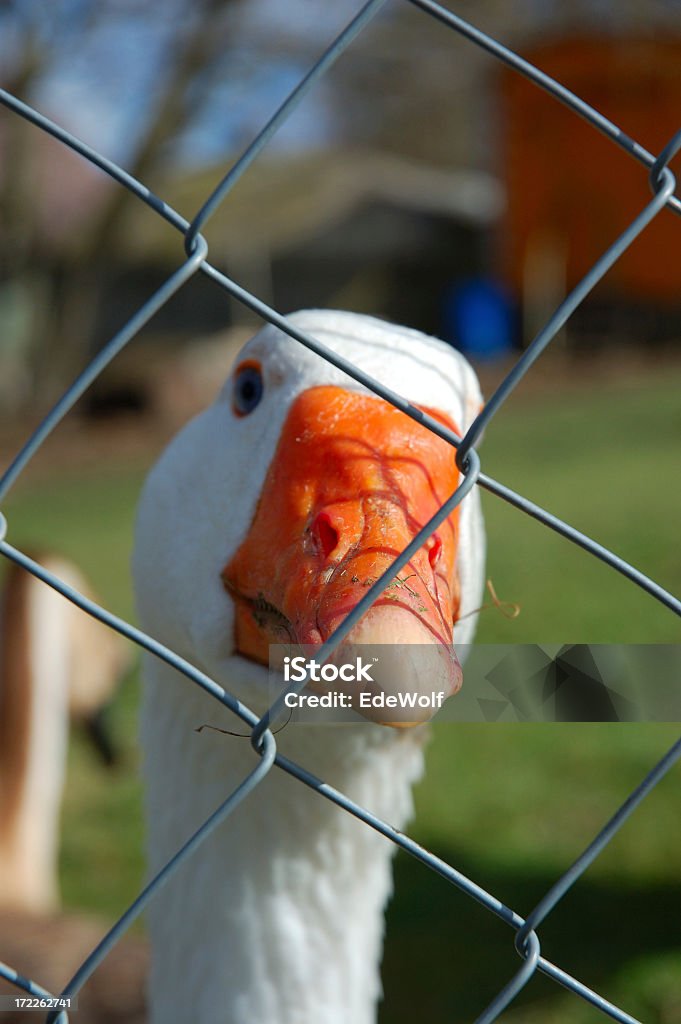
0;1;680;1021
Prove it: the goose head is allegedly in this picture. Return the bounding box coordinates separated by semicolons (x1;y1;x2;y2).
133;309;485;723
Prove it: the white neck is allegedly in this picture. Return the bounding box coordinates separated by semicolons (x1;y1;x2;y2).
0;568;70;913
142;657;425;1024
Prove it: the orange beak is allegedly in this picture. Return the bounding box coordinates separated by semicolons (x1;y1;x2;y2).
222;386;464;725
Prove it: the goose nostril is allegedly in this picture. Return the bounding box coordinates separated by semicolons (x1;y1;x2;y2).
426;534;442;568
313;513;340;559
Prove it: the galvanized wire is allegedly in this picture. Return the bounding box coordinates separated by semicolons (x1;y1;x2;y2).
0;2;680;1022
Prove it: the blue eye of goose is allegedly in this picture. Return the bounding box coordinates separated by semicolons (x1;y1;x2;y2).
232;363;264;416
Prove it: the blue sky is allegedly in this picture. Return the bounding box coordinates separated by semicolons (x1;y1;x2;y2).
3;1;381;169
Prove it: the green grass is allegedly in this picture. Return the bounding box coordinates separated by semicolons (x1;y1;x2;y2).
2;363;680;1021
478;371;681;643
3;461;146;620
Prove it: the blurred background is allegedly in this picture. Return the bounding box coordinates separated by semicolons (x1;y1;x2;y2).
0;0;680;1021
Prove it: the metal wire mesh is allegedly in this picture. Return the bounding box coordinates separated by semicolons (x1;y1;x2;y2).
0;2;680;1022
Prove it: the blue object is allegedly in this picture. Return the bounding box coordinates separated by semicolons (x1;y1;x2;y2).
445;278;515;360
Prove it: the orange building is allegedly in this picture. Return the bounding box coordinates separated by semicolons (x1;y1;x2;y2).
499;35;681;339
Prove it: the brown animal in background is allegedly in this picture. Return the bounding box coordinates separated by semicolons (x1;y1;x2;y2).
0;555;147;1023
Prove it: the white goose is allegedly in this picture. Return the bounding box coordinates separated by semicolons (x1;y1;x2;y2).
0;554;129;914
133;309;485;1024
0;556;147;1024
